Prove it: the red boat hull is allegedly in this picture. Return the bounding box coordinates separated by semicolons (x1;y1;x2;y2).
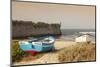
25;50;38;55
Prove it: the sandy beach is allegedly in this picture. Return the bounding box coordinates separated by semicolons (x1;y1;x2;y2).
13;38;96;66
13;40;76;65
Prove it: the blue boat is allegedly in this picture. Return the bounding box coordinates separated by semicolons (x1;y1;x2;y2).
19;36;55;53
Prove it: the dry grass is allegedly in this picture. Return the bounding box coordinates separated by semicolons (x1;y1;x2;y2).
58;42;96;63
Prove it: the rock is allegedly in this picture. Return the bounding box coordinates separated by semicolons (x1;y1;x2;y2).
12;20;61;38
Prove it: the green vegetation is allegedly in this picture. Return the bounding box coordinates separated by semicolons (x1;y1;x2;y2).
58;42;96;63
12;40;29;62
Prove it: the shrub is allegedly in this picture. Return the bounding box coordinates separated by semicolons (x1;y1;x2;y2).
12;40;29;62
58;42;96;62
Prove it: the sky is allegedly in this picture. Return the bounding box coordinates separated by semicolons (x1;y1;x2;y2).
12;1;95;29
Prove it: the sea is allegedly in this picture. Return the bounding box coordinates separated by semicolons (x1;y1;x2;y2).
60;29;95;41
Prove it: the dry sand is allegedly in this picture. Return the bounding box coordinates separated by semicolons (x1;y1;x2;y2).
13;40;76;66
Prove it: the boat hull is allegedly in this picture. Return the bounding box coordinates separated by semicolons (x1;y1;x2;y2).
25;50;38;55
19;43;55;52
19;36;55;53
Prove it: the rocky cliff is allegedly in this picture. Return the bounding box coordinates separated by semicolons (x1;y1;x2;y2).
12;20;61;38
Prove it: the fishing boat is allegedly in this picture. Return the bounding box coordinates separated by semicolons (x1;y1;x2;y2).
19;36;55;55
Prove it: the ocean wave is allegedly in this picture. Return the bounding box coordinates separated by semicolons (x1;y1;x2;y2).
79;32;95;34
